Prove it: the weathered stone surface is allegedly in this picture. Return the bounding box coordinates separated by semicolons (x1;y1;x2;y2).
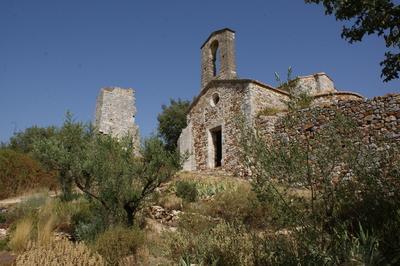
295;72;336;95
94;87;140;151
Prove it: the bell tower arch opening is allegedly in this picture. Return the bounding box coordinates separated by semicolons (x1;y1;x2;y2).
200;28;237;89
210;40;220;76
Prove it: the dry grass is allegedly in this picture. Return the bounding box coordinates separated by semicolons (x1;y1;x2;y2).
9;217;33;252
16;237;104;266
36;199;59;246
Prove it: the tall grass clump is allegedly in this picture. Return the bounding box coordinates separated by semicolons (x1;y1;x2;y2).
9;217;34;252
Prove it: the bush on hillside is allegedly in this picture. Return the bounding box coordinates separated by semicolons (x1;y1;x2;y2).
175;180;198;202
0;149;56;199
8;125;57;153
201;185;272;229
94;226;145;265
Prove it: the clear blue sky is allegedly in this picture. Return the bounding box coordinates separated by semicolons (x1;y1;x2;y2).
1;0;399;142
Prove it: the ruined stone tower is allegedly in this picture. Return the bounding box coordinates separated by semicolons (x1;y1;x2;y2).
200;28;237;89
94;87;140;150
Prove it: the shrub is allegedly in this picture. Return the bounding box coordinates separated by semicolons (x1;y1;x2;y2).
8;125;57;154
94;226;145;265
201;184;271;229
175;180;198;202
159;194;182;211
0;149;57;199
16;238;104;265
74;213;107;243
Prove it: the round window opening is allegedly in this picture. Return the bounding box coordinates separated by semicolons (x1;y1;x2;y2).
211;93;220;106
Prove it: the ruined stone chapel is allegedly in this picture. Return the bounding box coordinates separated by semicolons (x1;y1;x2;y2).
93;28;398;175
178;28;364;173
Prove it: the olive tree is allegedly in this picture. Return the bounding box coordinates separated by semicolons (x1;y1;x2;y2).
34;113;181;226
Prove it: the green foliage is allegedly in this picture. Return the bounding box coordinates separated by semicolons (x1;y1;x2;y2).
33;112;92;201
0;149;57;199
8;125;57;153
81;135;181;226
94;226;145;266
74;214;107;243
34;112;181;227
305;0;400;82
157;98;190;151
175;180;198;202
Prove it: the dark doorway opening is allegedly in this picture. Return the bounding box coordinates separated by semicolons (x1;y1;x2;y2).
211;126;222;167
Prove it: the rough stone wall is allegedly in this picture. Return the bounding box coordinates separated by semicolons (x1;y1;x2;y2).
311;92;363;107
94;87;140;149
248;83;289;119
201;29;237;89
178;124;195;171
257;94;400;143
294;73;337;95
183;81;248;173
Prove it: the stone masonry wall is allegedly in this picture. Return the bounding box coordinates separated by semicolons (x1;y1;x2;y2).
257;94;400;143
187;82;248;172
